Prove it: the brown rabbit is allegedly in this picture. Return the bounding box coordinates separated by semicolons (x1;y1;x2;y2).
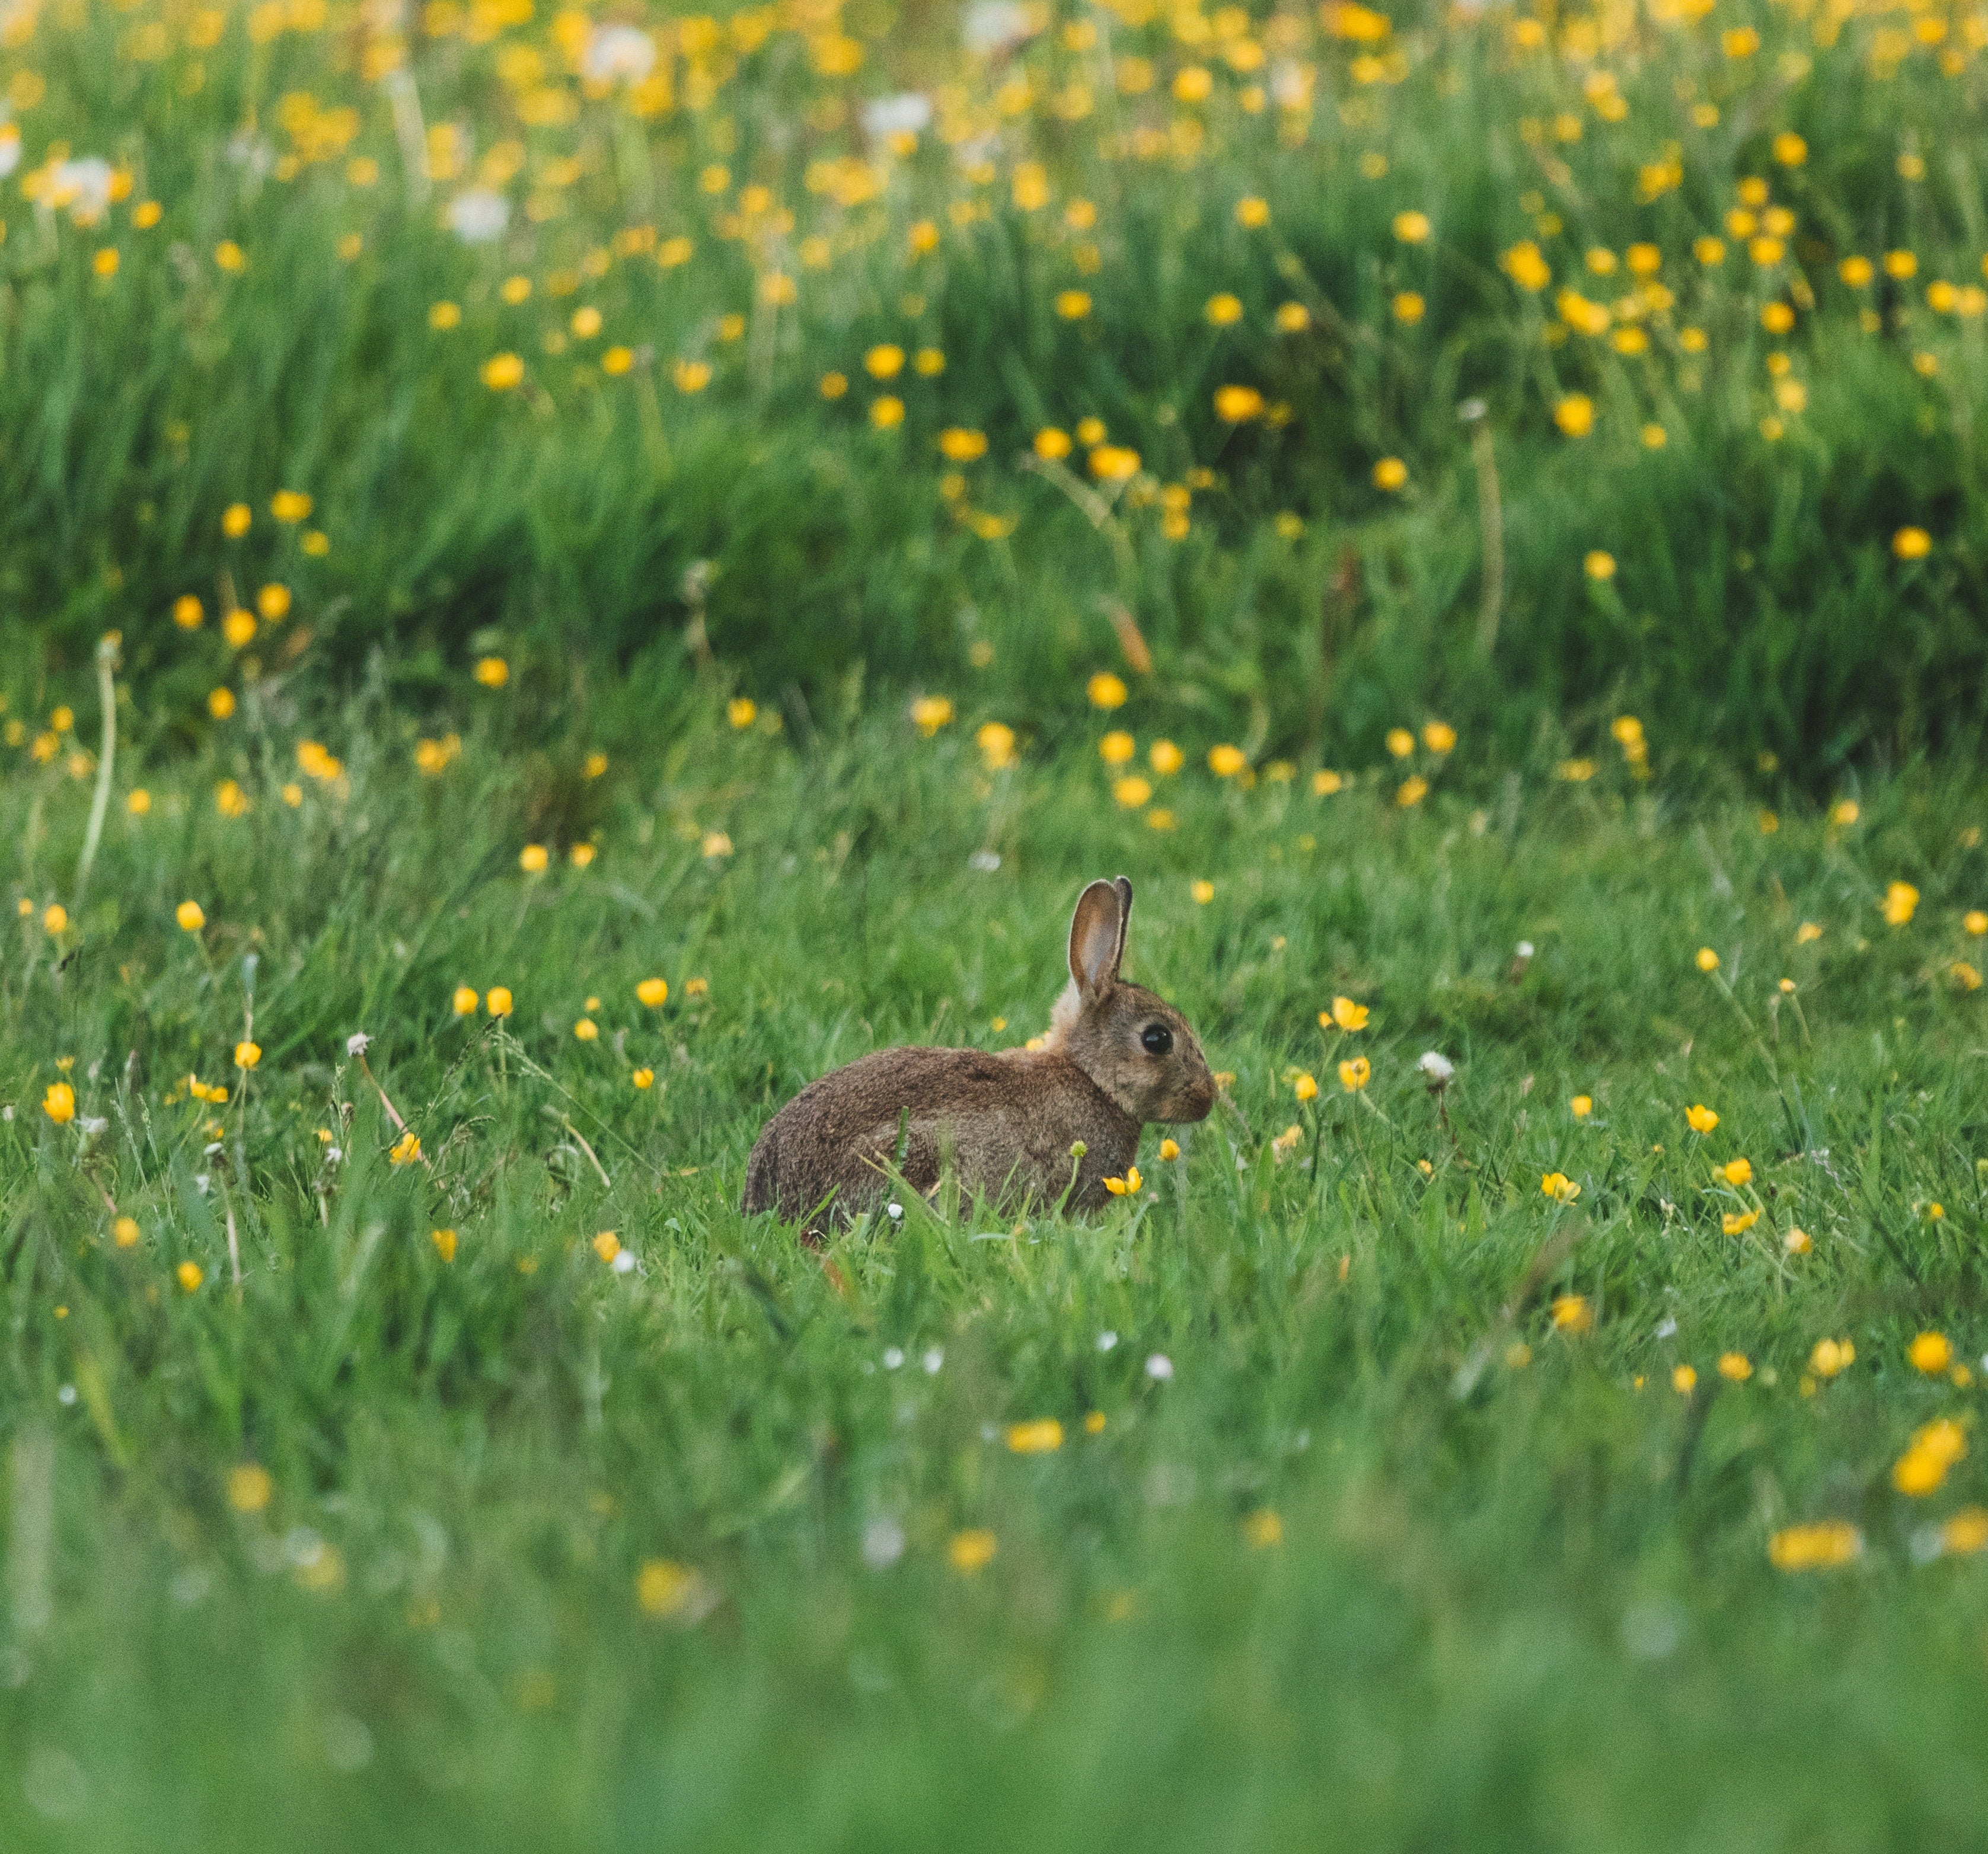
742;875;1215;1225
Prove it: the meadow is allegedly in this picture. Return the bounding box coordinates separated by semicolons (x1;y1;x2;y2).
6;0;1988;1843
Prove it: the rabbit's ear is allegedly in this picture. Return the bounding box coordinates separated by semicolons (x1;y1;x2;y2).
1068;879;1125;1000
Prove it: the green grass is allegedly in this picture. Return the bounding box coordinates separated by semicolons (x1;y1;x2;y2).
4;0;1988;774
5;704;1988;1847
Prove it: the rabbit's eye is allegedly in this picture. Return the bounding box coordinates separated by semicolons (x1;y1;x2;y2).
1141;1024;1173;1055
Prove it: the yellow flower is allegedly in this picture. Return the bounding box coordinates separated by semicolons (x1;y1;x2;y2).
1772;131;1807;167
869;395;905;429
1207;745;1246;778
1422;722;1456;754
1552;1294;1592;1332
1328;997;1370;1032
1570;1095;1593;1119
1952;960;1982;991
1339;1056;1371;1092
1097;731;1135;767
1006;1419;1064;1453
1294;1072;1317;1102
1684;1104;1718;1134
1088;672;1129;710
1672;1364;1696;1393
1722;1209;1759;1235
1501;241;1551;291
177;1260;204;1292
1103;1167;1143;1195
947;1529;997;1574
1769;1521;1861;1571
1150;740;1183;774
1275;301;1312;331
1553;395;1594;438
388;1131;421;1166
43;1082;76;1125
939;427;988;462
1583;550;1616;581
208;688;237;720
486;987;513;1017
1909;1331;1953;1375
1214;384;1265;422
1830;800;1860;828
1392;210;1431;243
633;1068;655;1089
635;1559;699;1617
977;722;1017;770
429;301;462;330
1695;947;1719;972
432;1228;458;1262
1810;1338;1853;1378
519;844;549;874
1236;196;1270;228
1159;1138;1180;1160
1964;911;1987;936
1055;289;1092;320
1882;881;1919;926
1242;1508;1282;1548
113;1215;140;1249
1191;880;1215;905
1392;291;1424;324
674;359;714;394
481;352;525;391
634;977;669;1009
234;1041;261;1070
1113;776;1152;809
1540;1171;1579;1204
864;343;904;379
1944;1510;1988;1556
593;1231;620;1262
1395;776;1428;808
911;695;953;736
1893;526;1932;560
1372;457;1408;491
574;1019;599;1041
1205;292;1243;326
1785;1227;1812;1255
1033;426;1073;460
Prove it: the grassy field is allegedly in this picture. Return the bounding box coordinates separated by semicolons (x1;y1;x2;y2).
7;0;1988;1842
4;694;1988;1846
2;0;1986;770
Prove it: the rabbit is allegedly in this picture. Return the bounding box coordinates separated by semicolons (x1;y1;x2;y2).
742;875;1215;1227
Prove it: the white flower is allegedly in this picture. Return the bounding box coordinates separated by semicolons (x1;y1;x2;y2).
78;1116;108;1135
1096;1330;1118;1352
1418;1051;1454;1084
921;1346;943;1374
886;1201;904;1220
861;1517;906;1568
1655;1316;1678;1339
52;156;113;221
882;1346;905;1370
862;92;933;139
445;188;510;244
1145;1352;1173;1381
346;1032;371;1056
963;0;1033;54
57;1384;76;1406
1515;940;1535;959
968;850;1001;872
580;23;656;84
611;1249;636;1274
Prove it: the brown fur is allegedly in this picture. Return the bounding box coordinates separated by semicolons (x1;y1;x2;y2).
742;875;1215;1224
